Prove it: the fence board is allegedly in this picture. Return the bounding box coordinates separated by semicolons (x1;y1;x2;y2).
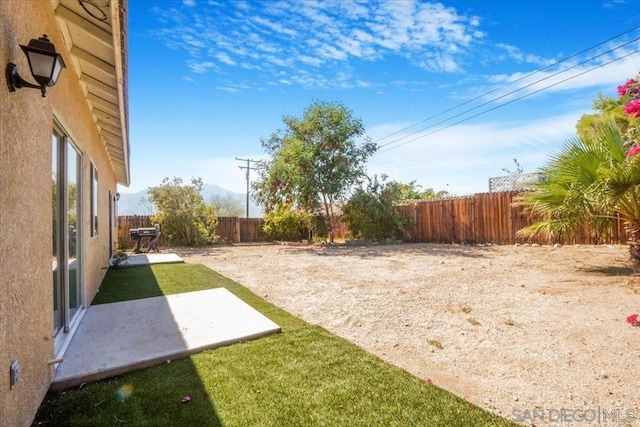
241;218;264;242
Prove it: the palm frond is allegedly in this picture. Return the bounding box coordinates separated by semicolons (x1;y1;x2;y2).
517;120;631;239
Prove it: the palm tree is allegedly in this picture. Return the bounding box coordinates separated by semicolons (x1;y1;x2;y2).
517;121;640;260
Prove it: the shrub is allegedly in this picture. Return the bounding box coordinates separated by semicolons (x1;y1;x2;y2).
262;207;311;241
343;175;411;242
148;177;218;246
110;251;129;268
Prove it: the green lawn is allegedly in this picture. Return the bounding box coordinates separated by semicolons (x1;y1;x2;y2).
34;263;514;426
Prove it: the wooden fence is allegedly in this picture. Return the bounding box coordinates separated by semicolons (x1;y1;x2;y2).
117;191;629;248
216;217;264;243
117;216;265;249
397;191;627;245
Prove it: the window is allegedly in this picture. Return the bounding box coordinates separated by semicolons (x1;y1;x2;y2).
90;162;98;237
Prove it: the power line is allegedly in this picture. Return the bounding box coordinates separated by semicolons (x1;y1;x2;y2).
375;24;640;146
376;35;640;152
236;157;258;218
377;46;640;154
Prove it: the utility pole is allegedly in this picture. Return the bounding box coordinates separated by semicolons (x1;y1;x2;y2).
236;157;258;218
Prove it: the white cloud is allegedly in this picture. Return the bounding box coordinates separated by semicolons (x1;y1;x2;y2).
187;60;219;73
316;44;349;61
298;55;324;67
264;54;293;67
151;0;487;90
252;16;298;37
352;28;374;43
337;0;370;19
151;1;639;95
459;46;640;106
181;34;205;49
495;43;556;66
215;52;236;66
367;111;583;195
419;52;461;72
215;86;240;93
214;82;252;93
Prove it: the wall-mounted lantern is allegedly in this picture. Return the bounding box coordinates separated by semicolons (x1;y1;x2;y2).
6;34;66;97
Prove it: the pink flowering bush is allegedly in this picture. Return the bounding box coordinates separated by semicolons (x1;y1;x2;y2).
618;78;639;97
626;313;639;327
613;70;640;261
627;145;640;157
617;71;640;156
619;72;640;118
625;99;640;118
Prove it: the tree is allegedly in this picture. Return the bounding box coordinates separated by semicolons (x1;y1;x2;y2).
148;177;218;246
393;180;450;201
576;93;638;145
253;101;377;242
209;193;244;217
343;175;411;241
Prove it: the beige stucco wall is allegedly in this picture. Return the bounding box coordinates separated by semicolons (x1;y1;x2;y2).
1;2;119;425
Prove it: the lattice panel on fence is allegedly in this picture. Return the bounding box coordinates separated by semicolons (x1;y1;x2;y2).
488;172;545;192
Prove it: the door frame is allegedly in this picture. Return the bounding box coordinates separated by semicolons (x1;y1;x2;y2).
53;121;87;357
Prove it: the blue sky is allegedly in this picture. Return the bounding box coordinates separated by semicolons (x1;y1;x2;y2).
124;0;640;197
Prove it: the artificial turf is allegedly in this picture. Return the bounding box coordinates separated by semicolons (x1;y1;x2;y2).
34;263;514;426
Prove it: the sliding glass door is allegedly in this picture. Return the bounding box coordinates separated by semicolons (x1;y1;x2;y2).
52;130;83;338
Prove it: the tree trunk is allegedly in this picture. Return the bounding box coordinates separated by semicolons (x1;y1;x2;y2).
328;201;336;244
321;193;334;243
626;220;640;262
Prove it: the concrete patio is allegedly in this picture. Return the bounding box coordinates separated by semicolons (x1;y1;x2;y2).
51;254;281;390
121;252;184;267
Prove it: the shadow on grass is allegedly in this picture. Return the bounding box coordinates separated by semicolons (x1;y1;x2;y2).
92;263;231;305
37;265;224;426
35;358;223;426
92;265;161;304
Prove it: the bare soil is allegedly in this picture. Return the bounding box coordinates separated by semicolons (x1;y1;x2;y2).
175;243;640;425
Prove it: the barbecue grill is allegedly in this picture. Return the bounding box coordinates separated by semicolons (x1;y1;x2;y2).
129;227;158;253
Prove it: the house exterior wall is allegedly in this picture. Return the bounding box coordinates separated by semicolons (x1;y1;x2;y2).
0;2;119;425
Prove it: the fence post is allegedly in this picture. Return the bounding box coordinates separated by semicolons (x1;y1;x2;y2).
471;197;475;244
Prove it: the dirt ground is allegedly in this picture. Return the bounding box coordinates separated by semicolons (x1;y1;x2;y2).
175;243;640;425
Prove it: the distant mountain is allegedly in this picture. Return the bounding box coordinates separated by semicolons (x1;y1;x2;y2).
117;184;263;217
